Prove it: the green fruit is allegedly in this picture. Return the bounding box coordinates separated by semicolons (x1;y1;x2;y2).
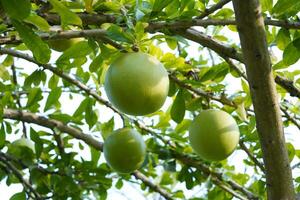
104;52;169;116
7;138;36;167
48;38;82;52
189;110;240;161
103;128;146;173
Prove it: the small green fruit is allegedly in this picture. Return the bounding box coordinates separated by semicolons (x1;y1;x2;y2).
189;110;240;161
7;138;36;167
103;128;146;173
104;52;169;116
48;38;82;52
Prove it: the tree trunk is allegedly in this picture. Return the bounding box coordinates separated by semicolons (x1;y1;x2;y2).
232;1;295;199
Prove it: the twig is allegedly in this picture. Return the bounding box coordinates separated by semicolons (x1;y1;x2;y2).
197;0;232;19
171;150;258;200
169;73;237;107
132;171;174;200
239;141;265;172
292;162;300;170
11;64;27;137
275;75;300;98
0;155;43;199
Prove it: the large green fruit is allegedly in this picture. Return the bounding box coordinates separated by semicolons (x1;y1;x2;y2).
7;138;36;167
189;110;240;161
103;128;146;173
48;38;82;52
104;52;169;116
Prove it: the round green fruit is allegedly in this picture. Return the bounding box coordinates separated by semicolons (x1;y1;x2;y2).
7;138;36;167
48;38;82;52
189;110;240;161
104;52;169;116
103;128;146;173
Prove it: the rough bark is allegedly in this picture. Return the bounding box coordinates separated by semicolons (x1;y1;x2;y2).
232;1;295;199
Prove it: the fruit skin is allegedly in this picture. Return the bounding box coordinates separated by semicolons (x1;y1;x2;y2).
48;38;82;52
103;128;146;173
189;110;240;161
104;52;169;116
7;138;36;167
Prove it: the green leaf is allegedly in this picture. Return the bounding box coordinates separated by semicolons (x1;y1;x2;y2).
48;0;82;26
25;14;51;31
171;90;185;123
0;0;31;20
261;0;273;12
276;28;291;51
152;0;173;12
90;147;101;167
9;192;26;200
85;98;97;129
44;87;62;111
0;64;10;81
115;179;123;189
166;38;177;50
106;24;134;43
73;98;89;118
272;0;300;16
30;128;43;159
283;38;300;66
89;54;103;72
0;123;5;149
286;143;295;162
12;20;51;64
100;117;114;140
26;88;42;108
57;41;92;64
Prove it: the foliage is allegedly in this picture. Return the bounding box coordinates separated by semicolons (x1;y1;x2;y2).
0;0;299;199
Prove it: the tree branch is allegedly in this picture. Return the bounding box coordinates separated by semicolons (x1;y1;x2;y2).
275;75;300;98
2;109;174;200
0;154;43;199
171;150;258;200
197;0;232;19
169;73;237;107
239;141;265;172
132;171;173;200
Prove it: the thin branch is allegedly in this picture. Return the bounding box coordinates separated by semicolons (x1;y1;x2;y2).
11;64;27;137
171;150;258;200
197;0;232;19
280;105;300;130
0;155;43;199
275;75;300;99
132;171;173;200
292;162;300;170
239;141;265;172
169;73;237;107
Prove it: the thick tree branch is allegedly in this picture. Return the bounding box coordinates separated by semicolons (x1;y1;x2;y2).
232;1;295;199
3;108;103;150
39;12;300;30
